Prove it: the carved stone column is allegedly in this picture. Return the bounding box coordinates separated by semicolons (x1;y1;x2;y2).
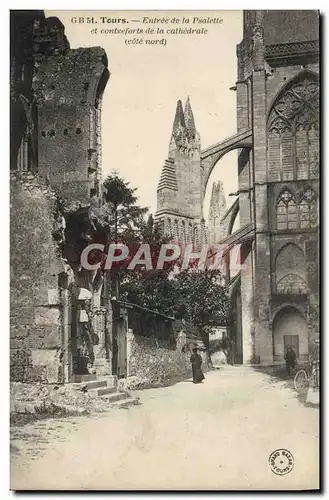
92;306;111;376
252;12;265;71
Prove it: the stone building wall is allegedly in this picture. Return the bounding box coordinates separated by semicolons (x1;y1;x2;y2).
10;11;109;204
155;10;319;366
10;172;65;382
10;10;46;173
33;46;109;203
10;11;110;383
236;10;319;364
126;327;208;387
263;10;319;45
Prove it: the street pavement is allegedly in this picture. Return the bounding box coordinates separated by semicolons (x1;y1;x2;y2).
10;366;319;490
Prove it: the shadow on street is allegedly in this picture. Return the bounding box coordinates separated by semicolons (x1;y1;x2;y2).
251;364;319;409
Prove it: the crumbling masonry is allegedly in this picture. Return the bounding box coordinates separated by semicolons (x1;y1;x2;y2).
10;10;110;382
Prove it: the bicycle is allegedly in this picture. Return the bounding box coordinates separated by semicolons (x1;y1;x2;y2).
293;367;309;392
294;359;319;393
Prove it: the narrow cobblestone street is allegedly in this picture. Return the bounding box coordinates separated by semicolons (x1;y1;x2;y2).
11;366;319;491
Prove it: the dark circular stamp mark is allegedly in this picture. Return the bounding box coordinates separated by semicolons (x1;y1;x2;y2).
269;449;294;475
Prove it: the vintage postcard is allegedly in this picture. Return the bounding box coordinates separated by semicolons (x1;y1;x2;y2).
10;9;320;490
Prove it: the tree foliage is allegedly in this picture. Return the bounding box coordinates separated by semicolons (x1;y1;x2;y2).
65;172;230;359
174;268;228;328
173;268;229;365
90;172;148;243
120;214;180;315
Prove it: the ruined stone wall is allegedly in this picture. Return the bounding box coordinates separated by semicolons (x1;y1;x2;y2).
10;172;65;383
10;11;46;172
33;47;109;203
10;12;110;383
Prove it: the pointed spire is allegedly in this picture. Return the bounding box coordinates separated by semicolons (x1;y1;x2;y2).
209;183;217;212
169;97;200;153
208;181;227;244
184;96;196;138
216;181;227;212
212;181;226;215
172;99;186;135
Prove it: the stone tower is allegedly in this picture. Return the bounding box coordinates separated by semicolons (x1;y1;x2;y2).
233;10;319;364
155;11;319;367
156;97;207;246
208;181;227;244
203;10;319;365
10;11;109;204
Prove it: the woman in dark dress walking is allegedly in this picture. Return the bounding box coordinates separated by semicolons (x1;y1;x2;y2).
190;348;205;384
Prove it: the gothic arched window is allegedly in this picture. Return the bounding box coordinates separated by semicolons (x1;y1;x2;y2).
277;274;307;294
299;188;318;229
267;73;319;181
275;243;307;295
276;190;297;230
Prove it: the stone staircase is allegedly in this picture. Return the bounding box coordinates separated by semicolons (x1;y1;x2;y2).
70;374;140;409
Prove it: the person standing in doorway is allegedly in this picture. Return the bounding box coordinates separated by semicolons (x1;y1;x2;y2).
285;346;297;375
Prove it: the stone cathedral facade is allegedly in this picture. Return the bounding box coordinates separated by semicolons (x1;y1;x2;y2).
156;10;319;365
156;97;208;247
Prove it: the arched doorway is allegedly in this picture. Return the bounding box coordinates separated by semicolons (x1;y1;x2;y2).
272;306;308;363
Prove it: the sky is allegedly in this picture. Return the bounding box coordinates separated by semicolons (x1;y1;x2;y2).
47;10;243;219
